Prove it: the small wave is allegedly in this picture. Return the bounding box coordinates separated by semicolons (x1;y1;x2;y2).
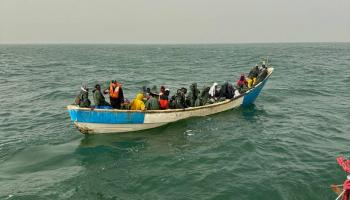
23;62;67;69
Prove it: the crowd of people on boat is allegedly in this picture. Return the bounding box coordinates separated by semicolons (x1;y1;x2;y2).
74;63;269;110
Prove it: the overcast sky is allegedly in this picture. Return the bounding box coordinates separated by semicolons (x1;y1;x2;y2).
0;0;349;44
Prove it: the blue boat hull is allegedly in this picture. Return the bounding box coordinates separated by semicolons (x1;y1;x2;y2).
67;68;273;134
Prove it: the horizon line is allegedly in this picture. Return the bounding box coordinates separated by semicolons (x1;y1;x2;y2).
0;41;350;45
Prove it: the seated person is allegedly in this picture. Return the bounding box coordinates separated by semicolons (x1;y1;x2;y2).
169;95;176;109
75;85;91;108
145;93;160;110
159;88;170;109
186;83;200;107
130;93;146;111
237;74;248;93
171;88;187;109
209;82;218;99
219;82;235;99
247;64;260;88
256;67;268;84
199;86;210;106
92;84;111;108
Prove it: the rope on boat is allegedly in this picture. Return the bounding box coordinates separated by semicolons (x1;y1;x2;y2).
335;190;345;200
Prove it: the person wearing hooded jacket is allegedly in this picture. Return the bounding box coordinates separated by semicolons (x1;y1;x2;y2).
237;74;248;93
186;83;200;107
172;88;187;109
75;85;91;108
247;65;260;88
93;84;110;108
199;86;210;105
256;66;268;84
145;93;160;110
219;82;234;99
130;93;145;111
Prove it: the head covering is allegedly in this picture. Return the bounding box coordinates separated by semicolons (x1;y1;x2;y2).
81;84;88;92
240;74;245;81
180;87;187;94
142;86;147;93
209;82;218;97
164;88;170;96
160;86;165;94
136;93;144;100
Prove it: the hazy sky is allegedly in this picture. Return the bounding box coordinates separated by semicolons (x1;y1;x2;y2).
0;0;349;44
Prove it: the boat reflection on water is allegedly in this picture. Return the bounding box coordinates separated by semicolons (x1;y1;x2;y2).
78;120;191;151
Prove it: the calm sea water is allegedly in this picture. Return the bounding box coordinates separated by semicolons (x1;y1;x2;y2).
0;43;349;200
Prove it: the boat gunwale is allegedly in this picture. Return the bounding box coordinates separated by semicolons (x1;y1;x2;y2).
67;68;273;114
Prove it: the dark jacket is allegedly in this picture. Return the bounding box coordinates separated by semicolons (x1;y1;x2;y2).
200;86;210;105
173;89;187;109
219;82;235;99
93;89;110;107
110;87;124;109
257;68;268;83
248;66;260;78
186;83;200;107
76;90;91;108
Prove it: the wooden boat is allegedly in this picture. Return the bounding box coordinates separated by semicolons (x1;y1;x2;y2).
67;68;274;134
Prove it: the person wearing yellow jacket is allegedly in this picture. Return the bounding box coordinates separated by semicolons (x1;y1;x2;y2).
130;93;146;111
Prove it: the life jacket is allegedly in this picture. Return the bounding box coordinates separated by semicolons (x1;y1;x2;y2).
337;156;350;173
343;179;350;200
109;83;120;99
159;95;169;109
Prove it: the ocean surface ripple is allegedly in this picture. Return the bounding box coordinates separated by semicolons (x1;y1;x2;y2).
0;43;349;199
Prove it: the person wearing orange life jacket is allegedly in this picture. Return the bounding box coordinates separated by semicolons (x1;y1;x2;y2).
159;88;170;109
159;88;170;110
109;80;124;109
